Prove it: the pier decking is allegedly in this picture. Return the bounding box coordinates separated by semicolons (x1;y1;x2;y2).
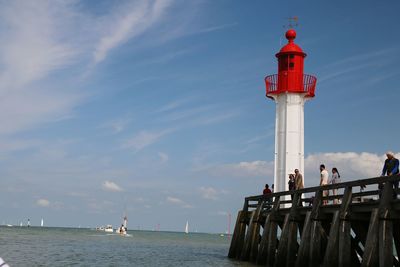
228;175;400;267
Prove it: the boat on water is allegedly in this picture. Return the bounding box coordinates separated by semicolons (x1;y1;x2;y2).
116;216;128;235
185;221;189;234
41;218;44;227
104;225;113;233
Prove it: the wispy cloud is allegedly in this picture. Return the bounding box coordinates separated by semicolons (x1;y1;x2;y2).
203;160;274;178
36;198;50;207
93;0;174;64
318;47;396;84
100;117;132;134
158;152;169;163
102;180;123;192
196;23;238;34
199;186;218;200
166;196;192;208
122;128;176;152
0;1;84;135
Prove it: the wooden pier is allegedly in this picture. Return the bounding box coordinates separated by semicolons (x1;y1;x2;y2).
228;175;400;267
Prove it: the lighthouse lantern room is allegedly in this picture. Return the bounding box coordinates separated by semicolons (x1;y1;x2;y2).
265;29;317;195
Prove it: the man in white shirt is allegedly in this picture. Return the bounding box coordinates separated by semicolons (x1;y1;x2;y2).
320;164;329;204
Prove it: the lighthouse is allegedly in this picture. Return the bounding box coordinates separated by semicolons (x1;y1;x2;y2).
265;29;317;195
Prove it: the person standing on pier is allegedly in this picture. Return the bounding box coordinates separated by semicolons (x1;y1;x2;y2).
294;169;304;190
330;168;341;204
263;184;272;195
320;164;329;204
288;174;295;200
294;169;304;206
381;151;399;195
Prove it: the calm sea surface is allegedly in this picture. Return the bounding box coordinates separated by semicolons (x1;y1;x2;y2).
0;226;255;267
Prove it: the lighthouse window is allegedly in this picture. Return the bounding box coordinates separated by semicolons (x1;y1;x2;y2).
289;54;294;59
289;62;295;69
280;57;288;70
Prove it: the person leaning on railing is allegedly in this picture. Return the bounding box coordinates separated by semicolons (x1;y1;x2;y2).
380;151;399;198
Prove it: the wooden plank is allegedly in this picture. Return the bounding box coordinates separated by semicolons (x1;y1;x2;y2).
361;209;379;267
322;211;339;267
235;212;248;260
286;219;300;267
378;216;393;267
240;210;256;261
309;190;323;267
257;213;272;265
266;220;278;267
228;210;243;258
273;213;290;267
257;196;280;265
394;219;400;265
249;203;263;262
338;218;351;267
378;181;394;267
274;193;300;267
338;187;353;267
295;211;312;267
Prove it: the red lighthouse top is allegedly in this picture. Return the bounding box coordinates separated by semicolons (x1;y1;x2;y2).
265;29;316;99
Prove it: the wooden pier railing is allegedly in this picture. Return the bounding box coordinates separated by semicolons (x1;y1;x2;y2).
228;175;400;267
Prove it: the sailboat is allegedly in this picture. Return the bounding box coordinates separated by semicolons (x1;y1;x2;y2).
116;215;128;235
185;221;189;234
41;218;44;227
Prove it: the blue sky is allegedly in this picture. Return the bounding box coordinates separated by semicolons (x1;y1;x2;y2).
0;0;399;233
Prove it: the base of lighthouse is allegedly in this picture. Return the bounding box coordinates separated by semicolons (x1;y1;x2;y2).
272;93;306;194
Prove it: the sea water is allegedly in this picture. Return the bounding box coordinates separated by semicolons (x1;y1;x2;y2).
0;226;255;266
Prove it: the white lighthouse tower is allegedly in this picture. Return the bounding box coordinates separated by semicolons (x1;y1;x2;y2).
265;29;317;194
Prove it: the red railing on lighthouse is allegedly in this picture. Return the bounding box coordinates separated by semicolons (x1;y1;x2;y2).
265;74;317;98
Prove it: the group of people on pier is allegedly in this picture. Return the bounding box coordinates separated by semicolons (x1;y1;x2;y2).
262;151;399;203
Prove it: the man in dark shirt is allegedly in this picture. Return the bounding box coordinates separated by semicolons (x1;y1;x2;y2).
381;151;399;196
263;184;272;209
263;184;272;195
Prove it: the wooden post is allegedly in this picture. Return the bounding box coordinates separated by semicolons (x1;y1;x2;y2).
249;203;264;262
338;187;353;267
322;211;340;267
394;219;400;264
257;196;280;265
295;211;312;267
361;209;379;267
265;219;279;267
228;210;244;258
274;193;301;267
235;211;248;259
240;210;255;261
309;190;324;267
378;182;394;267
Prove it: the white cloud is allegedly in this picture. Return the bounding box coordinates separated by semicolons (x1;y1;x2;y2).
0;1;84;135
122;128;175;151
166;196;192;208
303;152;391;186
93;0;174;64
199;186;218;200
158;152;169;163
211;160;274;178
100;118;132;134
36;198;50;207
102;180;123;192
201;151;393;186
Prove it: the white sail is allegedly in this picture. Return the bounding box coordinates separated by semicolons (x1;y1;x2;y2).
185;221;189;234
41;218;44;227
